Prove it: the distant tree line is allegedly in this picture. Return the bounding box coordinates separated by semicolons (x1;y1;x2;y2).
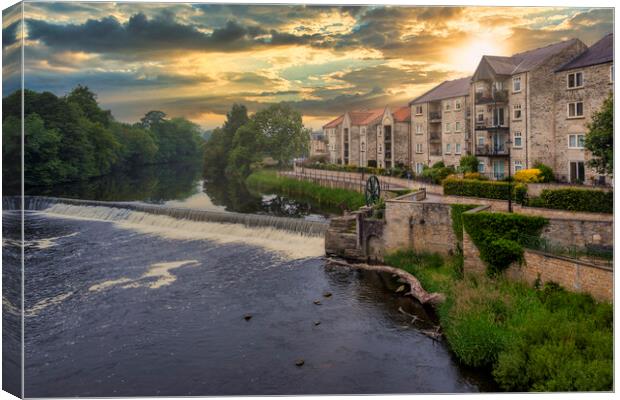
203;103;310;178
2;86;204;187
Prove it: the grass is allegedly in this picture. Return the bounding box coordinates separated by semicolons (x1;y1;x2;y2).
384;250;613;392
246;169;366;211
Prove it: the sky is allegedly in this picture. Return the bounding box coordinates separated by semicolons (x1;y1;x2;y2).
2;2;613;130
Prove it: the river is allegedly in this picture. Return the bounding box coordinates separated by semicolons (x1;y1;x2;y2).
3;163;492;396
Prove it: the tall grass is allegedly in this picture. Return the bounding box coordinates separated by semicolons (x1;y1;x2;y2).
384;250;613;392
246;170;366;211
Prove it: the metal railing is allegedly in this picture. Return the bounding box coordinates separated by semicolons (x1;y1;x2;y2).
287;168;392;193
519;234;613;267
429;112;442;121
475;145;509;157
475;89;508;104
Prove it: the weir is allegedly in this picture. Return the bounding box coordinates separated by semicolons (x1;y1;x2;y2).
3;196;329;237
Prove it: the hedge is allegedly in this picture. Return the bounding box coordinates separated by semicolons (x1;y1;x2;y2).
528;188;612;214
462;211;548;275
450;204;477;242
443;178;527;204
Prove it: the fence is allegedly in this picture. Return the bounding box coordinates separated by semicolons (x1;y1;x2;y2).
281;169;392;193
519;234;613;267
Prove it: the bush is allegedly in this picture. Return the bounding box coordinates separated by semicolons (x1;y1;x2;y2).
432;161;445;169
463;172;488;180
462;211;547;274
533;162;554;182
423;164;455;184
529;188;612;213
443;178;527;204
450;204;477;242
514;168;543;183
459;155;479;173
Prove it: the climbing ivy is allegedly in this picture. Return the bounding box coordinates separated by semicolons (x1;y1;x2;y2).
462;212;548;276
450;204;477;242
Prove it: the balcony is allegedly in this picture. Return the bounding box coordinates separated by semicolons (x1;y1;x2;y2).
475;145;509;157
475;89;508;104
475;118;509;131
429;133;441;143
429;112;442;122
429;150;442;156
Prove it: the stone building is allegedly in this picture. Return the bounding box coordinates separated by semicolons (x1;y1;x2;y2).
470;38;588;179
322;106;411;168
553;33;613;184
410;77;472;174
309;132;328;158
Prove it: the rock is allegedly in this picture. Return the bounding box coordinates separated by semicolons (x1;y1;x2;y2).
295;359;305;367
243;314;252;321
314;321;321;326
323;292;332;298
313;300;321;305
395;285;405;293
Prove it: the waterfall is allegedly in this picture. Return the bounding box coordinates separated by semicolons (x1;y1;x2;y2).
4;196;328;259
4;196;329;236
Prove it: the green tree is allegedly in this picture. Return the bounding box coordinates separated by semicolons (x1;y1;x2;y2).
112;122;158;167
203;104;249;176
140;110;167;129
66;85;112;127
459;155;479;173
585;93;613;175
226;122;262;178
252;103;309;166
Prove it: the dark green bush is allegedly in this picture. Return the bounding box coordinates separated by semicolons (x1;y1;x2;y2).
450;204;477;242
423;164;455;184
462;212;547;274
443;178;528;204
529;188;612;213
533;162;554;182
432;161;445;169
459;155;480;173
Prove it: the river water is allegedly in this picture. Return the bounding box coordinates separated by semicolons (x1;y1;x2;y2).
3;163;491;396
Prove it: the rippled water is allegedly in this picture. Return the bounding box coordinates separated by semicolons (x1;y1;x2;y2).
3;206;492;396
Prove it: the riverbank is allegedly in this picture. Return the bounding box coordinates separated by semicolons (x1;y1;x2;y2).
246;170;366;211
384;250;613;392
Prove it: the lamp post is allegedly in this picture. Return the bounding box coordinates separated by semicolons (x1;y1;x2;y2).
506;138;513;213
360;141;366;182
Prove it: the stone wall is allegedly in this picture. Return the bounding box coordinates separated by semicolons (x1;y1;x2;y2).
383;199;458;256
393;121;410;167
441;95;469;168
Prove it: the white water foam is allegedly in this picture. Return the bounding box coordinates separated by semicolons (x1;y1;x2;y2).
25;292;74;317
41;204;325;259
90;260;200;292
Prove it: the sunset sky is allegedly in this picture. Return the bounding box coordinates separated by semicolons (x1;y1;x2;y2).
2;2;613;130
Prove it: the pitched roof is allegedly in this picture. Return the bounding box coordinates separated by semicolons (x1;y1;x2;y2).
557;33;613;72
409;76;471;105
350;108;384;125
323;114;343;128
392;105;411;122
479;38;583;77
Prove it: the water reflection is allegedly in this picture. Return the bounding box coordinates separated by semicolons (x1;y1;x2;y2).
22;163;337;220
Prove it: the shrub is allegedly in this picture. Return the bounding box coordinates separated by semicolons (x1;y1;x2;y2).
423;164;455;184
459;155;479;173
432;161;445;169
463;172;488;180
514;168;543;183
529;188;612;213
450;204;477;242
462;211;547;274
443;177;527;204
533;162;554;182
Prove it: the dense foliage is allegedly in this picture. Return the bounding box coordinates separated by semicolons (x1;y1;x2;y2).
532;162;554;183
443;177;527;204
2;87;203;187
458;155;479;173
585;93;613;175
528;188;613;214
245;170;365;210
462;211;547;275
384;251;612;392
203;103;311;178
450;204;477;242
422;163;455;184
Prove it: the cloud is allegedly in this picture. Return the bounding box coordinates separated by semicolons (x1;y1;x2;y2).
3;21;19;47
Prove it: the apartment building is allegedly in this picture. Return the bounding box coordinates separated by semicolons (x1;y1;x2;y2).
322;106;411;168
554;33;613;184
309;132;328;158
410;77;472;174
470;38;588;179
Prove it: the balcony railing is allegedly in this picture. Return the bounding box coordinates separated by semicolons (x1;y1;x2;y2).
429;112;442;122
429;133;441;142
475;89;508;104
429;150;442;156
475;118;509;131
475;145;509;157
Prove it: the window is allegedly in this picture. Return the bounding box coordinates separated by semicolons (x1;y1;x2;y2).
415;105;423;115
416;163;424;174
568;134;585;149
493;81;503;91
570;161;585;183
455;121;461;132
478;136;485;146
567;102;584;118
416;124;423;134
445;143;451;154
513;104;522;120
477;113;484;122
455;143;462;154
478;162;485;173
445;101;451;111
416;143;423;153
445;123;451;133
567;72;583;89
513;131;522;148
514;160;523;172
493;107;505;126
513;76;521;92
455;100;461;110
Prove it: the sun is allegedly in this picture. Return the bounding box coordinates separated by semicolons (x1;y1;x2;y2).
451;35;507;73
